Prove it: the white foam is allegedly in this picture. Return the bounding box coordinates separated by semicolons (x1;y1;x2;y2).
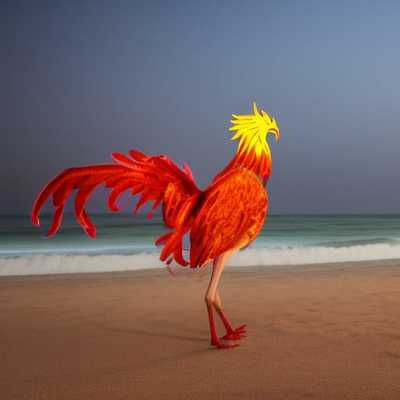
1;243;400;276
229;243;400;266
0;253;164;276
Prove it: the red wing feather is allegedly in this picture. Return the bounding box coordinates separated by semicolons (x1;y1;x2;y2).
189;168;268;268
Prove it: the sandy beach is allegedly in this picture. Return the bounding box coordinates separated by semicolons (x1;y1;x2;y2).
1;260;400;399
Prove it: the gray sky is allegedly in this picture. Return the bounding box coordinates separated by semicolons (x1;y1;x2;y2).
2;0;400;214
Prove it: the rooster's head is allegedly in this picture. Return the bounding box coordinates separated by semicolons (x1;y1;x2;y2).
229;102;280;158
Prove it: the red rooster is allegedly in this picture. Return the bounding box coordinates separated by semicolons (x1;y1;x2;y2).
31;102;280;349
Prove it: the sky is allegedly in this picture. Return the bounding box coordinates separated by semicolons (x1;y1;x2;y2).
2;0;400;215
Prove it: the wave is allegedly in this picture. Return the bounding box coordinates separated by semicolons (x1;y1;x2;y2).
0;253;164;276
230;243;400;267
1;242;400;276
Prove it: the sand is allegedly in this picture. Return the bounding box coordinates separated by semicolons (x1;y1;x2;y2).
1;260;400;399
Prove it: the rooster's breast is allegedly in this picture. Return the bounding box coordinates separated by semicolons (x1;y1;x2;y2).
189;167;268;267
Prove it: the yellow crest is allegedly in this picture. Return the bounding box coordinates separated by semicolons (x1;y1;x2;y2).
229;102;280;157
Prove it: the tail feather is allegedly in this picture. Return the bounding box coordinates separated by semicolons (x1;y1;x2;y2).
31;150;201;267
108;181;134;211
129;149;148;162
80;209;96;238
46;206;64;237
159;229;190;267
111;152;138;168
53;185;73;207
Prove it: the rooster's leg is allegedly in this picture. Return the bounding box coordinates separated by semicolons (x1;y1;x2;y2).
205;250;239;349
215;290;247;341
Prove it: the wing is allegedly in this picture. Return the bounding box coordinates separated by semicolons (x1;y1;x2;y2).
189;167;268;267
31;150;200;242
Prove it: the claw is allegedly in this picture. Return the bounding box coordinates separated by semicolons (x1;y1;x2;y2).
221;325;247;341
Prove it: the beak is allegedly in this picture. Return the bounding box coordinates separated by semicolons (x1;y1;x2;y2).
269;127;280;142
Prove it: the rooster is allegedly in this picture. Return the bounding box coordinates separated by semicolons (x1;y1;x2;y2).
31;102;280;349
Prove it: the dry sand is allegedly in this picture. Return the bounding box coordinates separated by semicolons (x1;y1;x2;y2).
1;260;400;400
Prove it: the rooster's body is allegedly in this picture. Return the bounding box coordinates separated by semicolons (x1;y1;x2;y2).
32;102;280;349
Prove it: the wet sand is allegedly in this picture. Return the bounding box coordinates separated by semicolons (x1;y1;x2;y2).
1;260;400;399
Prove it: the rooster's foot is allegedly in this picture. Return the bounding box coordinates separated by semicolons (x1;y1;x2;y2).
211;338;240;349
221;324;247;341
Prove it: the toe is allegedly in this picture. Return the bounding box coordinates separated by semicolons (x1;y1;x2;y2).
222;332;246;341
235;326;247;334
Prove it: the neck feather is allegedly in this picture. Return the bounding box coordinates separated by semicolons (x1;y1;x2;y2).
214;147;272;184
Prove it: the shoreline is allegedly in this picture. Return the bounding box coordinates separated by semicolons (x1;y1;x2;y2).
1;257;400;280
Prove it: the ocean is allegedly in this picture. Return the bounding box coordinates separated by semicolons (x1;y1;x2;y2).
1;214;400;276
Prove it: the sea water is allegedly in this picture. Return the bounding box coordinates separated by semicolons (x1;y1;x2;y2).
1;214;400;276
